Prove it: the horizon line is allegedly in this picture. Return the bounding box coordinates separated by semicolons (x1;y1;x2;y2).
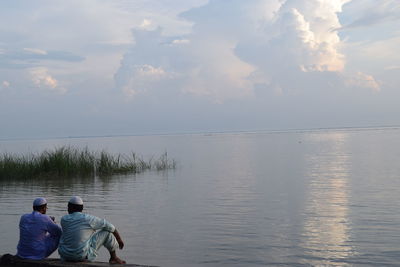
1;124;400;142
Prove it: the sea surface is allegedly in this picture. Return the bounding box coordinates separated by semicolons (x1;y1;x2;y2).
1;128;400;266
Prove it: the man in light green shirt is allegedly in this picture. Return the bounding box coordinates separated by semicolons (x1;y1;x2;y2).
58;196;125;264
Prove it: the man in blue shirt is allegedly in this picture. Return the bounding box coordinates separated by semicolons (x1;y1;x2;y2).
58;196;125;264
17;197;62;259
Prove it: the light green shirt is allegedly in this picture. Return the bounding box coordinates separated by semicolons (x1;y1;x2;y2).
58;212;115;261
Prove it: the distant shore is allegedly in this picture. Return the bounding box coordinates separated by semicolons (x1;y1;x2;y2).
2;124;400;142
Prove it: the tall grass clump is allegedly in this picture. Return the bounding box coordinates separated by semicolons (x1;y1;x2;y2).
154;152;177;171
0;147;176;180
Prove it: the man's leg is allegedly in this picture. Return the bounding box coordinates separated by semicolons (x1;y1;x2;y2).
45;233;61;258
89;230;125;264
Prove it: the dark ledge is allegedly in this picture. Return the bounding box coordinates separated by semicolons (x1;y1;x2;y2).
0;254;158;267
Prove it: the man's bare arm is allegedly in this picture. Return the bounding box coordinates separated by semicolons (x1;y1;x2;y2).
113;229;124;249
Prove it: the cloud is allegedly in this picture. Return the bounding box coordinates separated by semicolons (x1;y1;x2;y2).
1;80;10;89
342;34;400;82
345;72;381;92
112;0;209;36
0;48;84;69
339;0;400;30
115;27;255;102
171;39;190;45
115;0;353;101
239;0;350;71
139;19;154;29
30;67;66;94
116;63;170;97
385;65;400;70
23;48;47;55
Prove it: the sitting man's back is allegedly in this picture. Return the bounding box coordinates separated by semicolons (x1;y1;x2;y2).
17;197;62;260
58;196;125;264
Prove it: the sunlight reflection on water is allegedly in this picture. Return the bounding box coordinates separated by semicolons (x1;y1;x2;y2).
301;132;355;266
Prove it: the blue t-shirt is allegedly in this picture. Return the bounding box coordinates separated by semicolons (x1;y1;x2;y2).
17;211;62;259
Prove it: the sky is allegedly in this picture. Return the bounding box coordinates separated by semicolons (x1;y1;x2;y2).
0;0;399;139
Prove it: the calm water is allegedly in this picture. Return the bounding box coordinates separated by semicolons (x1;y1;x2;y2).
1;128;400;266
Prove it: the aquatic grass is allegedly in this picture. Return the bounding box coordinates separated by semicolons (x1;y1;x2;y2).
155;152;176;171
0;146;176;180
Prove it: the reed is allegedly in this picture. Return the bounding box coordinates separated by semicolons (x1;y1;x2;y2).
0;146;176;180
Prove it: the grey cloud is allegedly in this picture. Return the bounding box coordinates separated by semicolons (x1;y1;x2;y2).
3;49;84;62
0;48;84;69
114;28;185;93
35;50;84;62
340;0;400;30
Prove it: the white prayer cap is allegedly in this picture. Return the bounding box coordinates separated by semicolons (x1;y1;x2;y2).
33;197;47;207
69;196;83;205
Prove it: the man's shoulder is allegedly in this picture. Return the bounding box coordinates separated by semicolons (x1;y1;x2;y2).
21;212;41;220
61;212;89;221
19;213;31;222
21;212;52;224
84;213;105;221
61;213;73;220
36;212;53;223
21;213;31;218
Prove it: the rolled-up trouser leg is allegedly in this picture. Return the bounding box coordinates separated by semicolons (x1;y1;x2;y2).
89;230;119;257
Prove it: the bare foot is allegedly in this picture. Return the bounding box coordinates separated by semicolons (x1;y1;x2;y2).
109;257;126;264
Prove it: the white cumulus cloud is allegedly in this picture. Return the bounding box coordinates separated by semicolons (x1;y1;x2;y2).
239;0;349;73
116;62;170;97
139;19;154;30
2;80;10;88
345;72;381;92
30;67;66;94
115;0;354;101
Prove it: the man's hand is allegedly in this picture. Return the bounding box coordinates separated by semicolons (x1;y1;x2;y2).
113;229;124;249
117;239;124;249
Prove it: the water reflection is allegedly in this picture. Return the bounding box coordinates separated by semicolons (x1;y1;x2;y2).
301;132;355;265
193;136;262;265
